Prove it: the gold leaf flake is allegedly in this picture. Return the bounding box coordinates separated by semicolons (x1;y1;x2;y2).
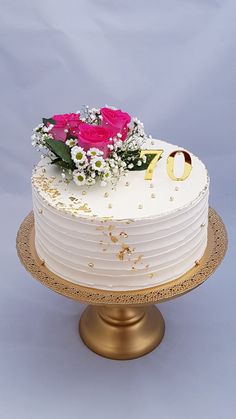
109;232;118;243
96;226;104;231
117;245;133;261
78;203;91;213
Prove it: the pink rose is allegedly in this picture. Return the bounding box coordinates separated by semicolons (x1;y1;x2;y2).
50;113;81;141
100;108;131;141
77;123;114;158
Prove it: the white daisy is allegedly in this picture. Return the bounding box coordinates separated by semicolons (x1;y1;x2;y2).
87;147;103;157
73;170;86;186
66;138;77;147
102;169;112;182
71;146;86;164
86;177;96;186
76;155;88;169
91;156;106;172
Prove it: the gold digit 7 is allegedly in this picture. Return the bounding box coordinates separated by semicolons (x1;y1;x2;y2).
140;149;164;180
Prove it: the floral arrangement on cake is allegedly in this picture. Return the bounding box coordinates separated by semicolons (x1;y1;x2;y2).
31;106;153;186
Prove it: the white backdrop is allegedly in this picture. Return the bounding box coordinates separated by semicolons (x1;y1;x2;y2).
0;1;235;418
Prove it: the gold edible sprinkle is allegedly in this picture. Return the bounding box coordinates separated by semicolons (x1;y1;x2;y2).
195;260;200;266
108;203;112;209
134;254;144;265
38;209;43;214
88;262;94;268
200;223;205;227
170;196;174;201
151;193;156;198
119;232;128;238
109;232;118;243
150;183;154;188
42;168;46;173
117;245;133;261
82;190;87;195
104;192;109;198
78;203;91;213
175;186;179;191
96;226;104;231
125;181;129;186
138;204;143;209
101;216;114;221
40;259;45;266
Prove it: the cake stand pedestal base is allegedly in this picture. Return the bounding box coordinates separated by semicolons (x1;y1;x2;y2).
16;208;227;360
79;305;165;360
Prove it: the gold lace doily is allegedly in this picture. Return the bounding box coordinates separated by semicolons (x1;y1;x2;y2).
16;208;227;305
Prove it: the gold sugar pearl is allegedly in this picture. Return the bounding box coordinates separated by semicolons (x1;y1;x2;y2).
82;190;87;195
195;260;200;266
138;204;143;209
200;223;205;228
170;196;174;201
108;203;112;209
104;192;109;198
38;209;43;214
120;232;128;238
150;183;154;188
125;181;129;186
88;262;94;268
40;259;45;266
151;193;156;198
175;186;179;191
42;168;46;173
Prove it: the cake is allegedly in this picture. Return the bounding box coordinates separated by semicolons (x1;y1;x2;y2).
31;107;209;291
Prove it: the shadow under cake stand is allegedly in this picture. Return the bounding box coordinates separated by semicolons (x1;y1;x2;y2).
16;208;227;360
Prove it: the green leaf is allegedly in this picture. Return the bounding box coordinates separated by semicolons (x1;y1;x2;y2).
51;158;74;170
129;154;161;171
45;138;75;169
42;117;56;125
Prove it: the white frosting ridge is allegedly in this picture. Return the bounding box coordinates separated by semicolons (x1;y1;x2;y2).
32;138;209;290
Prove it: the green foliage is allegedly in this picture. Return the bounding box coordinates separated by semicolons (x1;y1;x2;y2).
45;138;75;170
42;118;56;125
118;149;159;171
130;153;157;171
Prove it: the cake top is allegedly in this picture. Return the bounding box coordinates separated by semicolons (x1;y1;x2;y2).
32;138;209;221
31;106;209;221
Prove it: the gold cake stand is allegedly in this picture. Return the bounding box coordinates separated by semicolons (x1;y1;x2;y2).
16;208;227;360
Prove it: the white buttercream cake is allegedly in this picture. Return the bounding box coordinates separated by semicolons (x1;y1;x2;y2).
31;138;209;291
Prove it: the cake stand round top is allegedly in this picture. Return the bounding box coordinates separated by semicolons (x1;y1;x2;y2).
16;208;227;305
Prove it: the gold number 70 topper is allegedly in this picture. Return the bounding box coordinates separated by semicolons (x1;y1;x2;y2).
140;149;192;181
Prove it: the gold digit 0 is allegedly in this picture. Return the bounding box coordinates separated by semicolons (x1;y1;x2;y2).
167;150;192;181
140;149;164;180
